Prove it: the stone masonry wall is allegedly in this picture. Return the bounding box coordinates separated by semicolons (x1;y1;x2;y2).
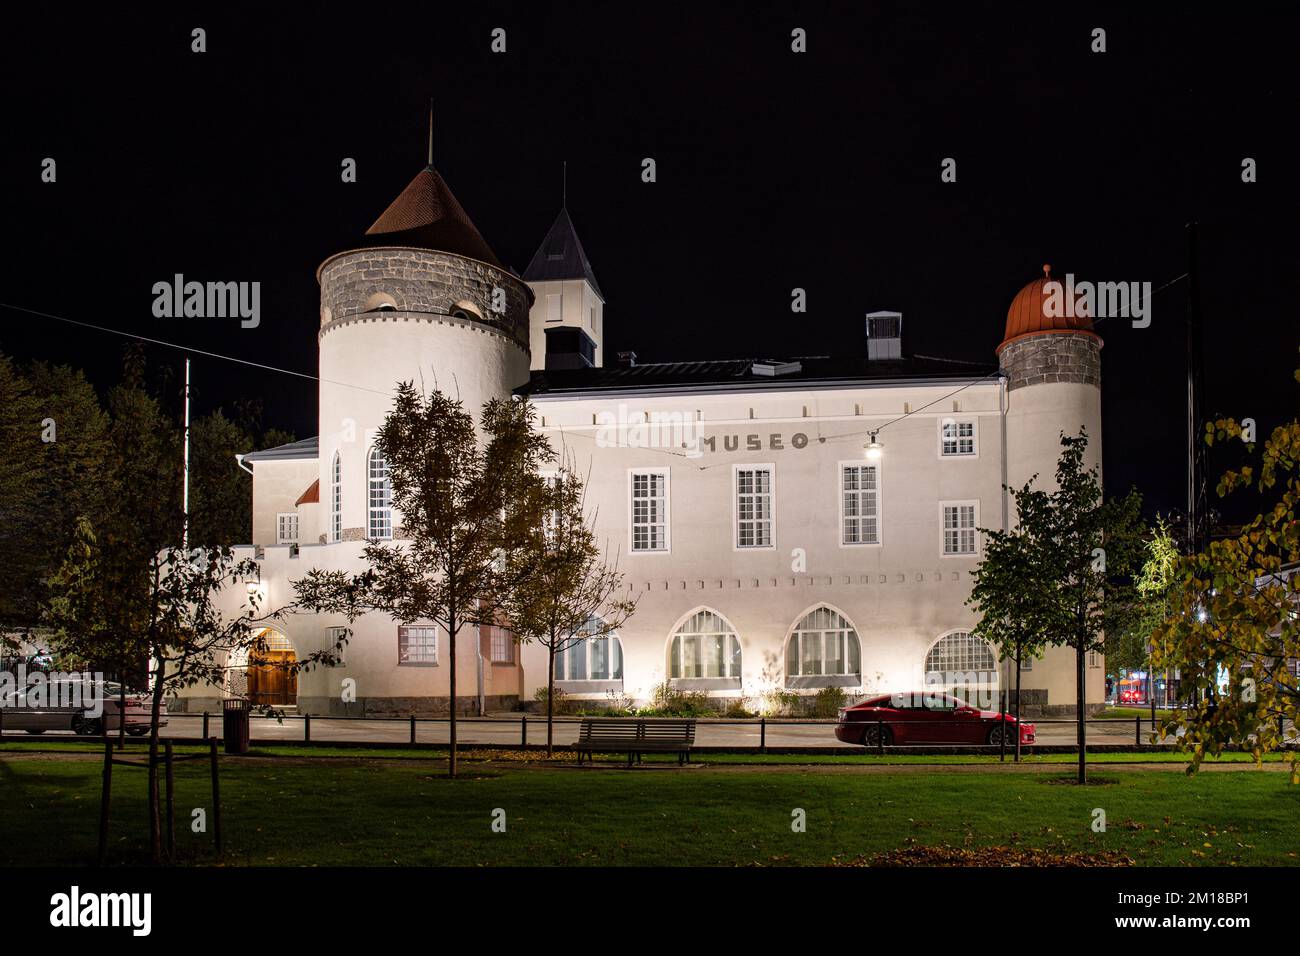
999;332;1101;392
318;248;531;350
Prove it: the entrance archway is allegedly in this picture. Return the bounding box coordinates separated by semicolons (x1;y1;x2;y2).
246;628;298;706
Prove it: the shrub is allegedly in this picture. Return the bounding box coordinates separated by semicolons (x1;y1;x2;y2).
534;685;571;716
811;686;848;718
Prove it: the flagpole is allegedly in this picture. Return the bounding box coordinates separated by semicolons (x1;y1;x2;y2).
182;356;191;552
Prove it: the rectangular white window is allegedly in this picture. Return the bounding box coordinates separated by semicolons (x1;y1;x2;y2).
942;502;978;555
735;465;774;548
1089;650;1101;668
941;420;976;456
1022;656;1033;672
841;464;880;545
488;627;513;663
398;625;438;666
276;512;299;544
630;470;669;552
368;451;392;540
546;293;562;323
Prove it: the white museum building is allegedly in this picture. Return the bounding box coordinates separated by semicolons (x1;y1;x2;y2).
176;160;1107;717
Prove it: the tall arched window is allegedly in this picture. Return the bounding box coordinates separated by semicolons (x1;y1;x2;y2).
554;616;623;685
367;448;392;540
330;452;342;542
669;609;741;683
924;632;998;695
785;606;861;687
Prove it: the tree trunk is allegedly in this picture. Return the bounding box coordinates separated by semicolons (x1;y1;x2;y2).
1076;642;1087;785
546;643;556;758
448;620;457;779
1014;653;1022;762
147;647;167;863
117;678;127;751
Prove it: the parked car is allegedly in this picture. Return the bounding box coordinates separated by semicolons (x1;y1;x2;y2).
835;691;1035;747
0;679;165;736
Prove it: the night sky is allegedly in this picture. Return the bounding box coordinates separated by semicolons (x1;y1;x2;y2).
3;3;1297;523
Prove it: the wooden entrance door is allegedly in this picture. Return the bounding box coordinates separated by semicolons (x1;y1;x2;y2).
247;650;297;706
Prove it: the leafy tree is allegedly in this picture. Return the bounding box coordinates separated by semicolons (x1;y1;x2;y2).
502;461;637;755
1151;380;1300;781
0;354;47;633
1106;518;1179;682
0;356;112;635
969;492;1053;760
978;432;1145;783
297;385;553;778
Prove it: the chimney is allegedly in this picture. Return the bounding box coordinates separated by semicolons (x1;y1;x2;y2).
616;350;638;368
865;311;902;360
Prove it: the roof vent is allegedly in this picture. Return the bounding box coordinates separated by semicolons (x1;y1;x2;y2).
865;311;902;360
751;359;802;377
616;350;638;368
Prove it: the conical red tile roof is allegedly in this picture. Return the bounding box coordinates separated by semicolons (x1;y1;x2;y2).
361;167;504;269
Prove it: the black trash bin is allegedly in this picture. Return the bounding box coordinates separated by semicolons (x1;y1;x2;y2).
222;699;251;754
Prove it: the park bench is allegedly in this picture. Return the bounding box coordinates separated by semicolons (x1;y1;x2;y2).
572;717;696;766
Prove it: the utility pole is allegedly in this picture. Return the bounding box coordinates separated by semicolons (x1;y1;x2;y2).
1185;220;1207;709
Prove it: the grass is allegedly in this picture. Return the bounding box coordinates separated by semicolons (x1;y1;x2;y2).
1096;707;1178;720
1;751;1297;867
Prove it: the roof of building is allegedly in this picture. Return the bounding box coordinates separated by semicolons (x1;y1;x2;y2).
1000;264;1098;351
523;207;603;299
242;436;319;463
295;479;320;506
521;354;997;398
359;166;505;270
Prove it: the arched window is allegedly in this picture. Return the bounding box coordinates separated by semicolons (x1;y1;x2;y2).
669;609;741;682
450;300;483;322
555;616;623;684
367;448;392;540
785;606;861;687
330;452;342;542
363;292;398;313
924;632;998;692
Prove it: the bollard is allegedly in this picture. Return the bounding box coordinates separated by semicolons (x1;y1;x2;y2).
521;715;527;748
304;713;311;742
1136;714;1142;747
410;714;416;745
202;710;209;739
760;717;767;754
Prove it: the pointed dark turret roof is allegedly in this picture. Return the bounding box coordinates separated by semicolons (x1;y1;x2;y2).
523;207;603;299
360;166;505;270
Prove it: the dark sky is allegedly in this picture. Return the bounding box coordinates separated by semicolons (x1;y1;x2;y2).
3;3;1297;523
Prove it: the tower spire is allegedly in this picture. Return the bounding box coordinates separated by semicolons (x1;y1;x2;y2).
426;100;434;169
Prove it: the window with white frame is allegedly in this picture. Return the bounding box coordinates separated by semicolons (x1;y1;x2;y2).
669;610;741;680
1022;655;1033;672
330;452;342;542
398;625;438;666
841;464;880;545
630;470;668;552
735;465;774;548
546;293;562;323
368;448;392;540
925;632;998;685
487;625;514;664
556;618;624;681
276;512;299;544
942;502;978;555
941;419;976;456
1089;650;1101;668
786;606;861;679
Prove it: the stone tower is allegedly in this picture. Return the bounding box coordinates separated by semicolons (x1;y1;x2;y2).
315;163;533;543
998;264;1103;496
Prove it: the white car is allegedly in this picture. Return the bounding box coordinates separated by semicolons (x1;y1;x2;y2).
0;680;165;736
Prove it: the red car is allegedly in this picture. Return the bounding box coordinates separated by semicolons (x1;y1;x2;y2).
835;691;1035;747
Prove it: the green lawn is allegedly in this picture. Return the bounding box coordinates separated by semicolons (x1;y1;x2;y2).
2;753;1297;867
